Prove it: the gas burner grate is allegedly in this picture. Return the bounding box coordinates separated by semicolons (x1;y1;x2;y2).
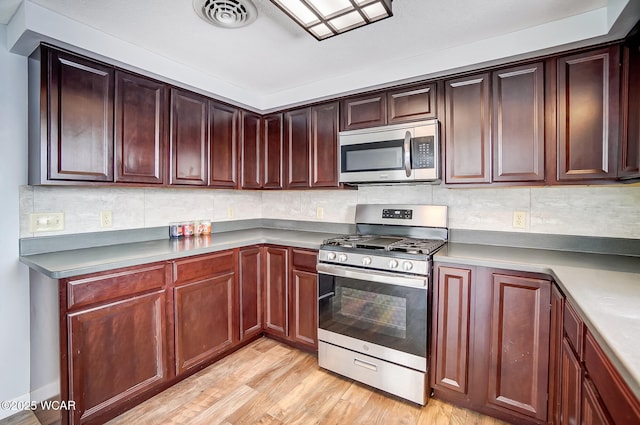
387;238;446;255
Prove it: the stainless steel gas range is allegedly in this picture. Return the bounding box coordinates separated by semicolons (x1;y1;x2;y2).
317;204;448;405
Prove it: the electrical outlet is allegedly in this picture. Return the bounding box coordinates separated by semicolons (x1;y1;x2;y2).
512;211;527;229
227;207;235;219
30;213;64;232
316;207;324;219
100;211;113;228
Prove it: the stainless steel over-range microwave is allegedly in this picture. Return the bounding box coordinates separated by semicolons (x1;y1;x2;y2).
338;119;440;184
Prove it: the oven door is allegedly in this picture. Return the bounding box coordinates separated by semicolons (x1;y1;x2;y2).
317;263;428;362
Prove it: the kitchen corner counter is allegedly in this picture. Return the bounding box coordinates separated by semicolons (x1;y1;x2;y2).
19;228;339;279
434;243;640;401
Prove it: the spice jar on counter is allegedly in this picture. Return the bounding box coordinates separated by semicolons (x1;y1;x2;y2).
169;223;183;238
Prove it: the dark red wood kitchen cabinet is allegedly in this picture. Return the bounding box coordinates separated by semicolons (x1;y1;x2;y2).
620;33;640;179
549;285;565;425
387;83;437;124
554;298;640;425
492;62;545;182
238;246;263;341
263;245;289;337
209;101;239;188
289;248;318;350
263;113;284;189
241;111;263;189
341;92;387;130
432;264;553;425
555;46;620;182
431;265;472;396
170;88;209;186
444;73;492;184
311;102;340;188
34;46;115;184
64;262;171;425
172;251;237;375
115;71;167;184
486;273;550;422
285;108;312;188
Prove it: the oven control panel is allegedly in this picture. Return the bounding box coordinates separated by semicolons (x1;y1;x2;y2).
382;209;413;219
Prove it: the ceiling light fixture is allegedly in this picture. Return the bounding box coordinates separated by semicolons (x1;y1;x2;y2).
269;0;392;41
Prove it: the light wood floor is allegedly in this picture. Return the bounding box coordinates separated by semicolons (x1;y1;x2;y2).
2;337;511;425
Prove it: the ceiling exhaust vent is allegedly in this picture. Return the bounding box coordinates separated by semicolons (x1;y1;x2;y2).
193;0;257;29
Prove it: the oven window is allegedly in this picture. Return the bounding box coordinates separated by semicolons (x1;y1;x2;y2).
339;286;407;339
319;274;427;357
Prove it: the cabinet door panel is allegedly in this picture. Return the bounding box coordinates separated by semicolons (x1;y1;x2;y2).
341;93;387;130
492;63;545;182
264;246;288;336
238;247;263;341
581;377;613;425
210;101;239;187
263;114;283;189
48;50;114;182
445;73;491;183
170;89;209;185
387;83;437;123
285;108;311;188
556;47;619;181
311;102;339;188
290;269;318;349
115;71;167;184
68;291;167;424
432;266;471;395
241;111;263;188
621;39;640;178
560;338;582;425
486;274;550;420
174;272;235;375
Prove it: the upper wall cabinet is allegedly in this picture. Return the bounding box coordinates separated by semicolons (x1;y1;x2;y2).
444;63;546;185
285;102;340;189
240;111;263;189
170;88;209;186
555;46;620;182
115;71;168;184
263;113;284;189
29;46;115;184
340;83;437;131
621;35;640;179
209;101;239;188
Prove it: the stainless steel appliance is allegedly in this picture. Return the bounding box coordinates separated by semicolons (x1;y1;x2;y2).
338;120;440;184
317;204;448;405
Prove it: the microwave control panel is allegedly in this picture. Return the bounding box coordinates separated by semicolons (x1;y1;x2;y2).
411;136;435;169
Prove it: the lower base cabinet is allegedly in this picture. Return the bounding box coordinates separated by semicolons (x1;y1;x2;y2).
263;246;318;350
172;251;238;375
432;264;552;425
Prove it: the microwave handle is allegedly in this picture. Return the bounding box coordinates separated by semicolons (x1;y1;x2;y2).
404;131;412;177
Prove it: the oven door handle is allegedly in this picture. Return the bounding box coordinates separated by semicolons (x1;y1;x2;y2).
317;263;427;288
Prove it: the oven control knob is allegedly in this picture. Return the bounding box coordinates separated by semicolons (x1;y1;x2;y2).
388;259;399;269
362;256;372;266
403;261;414;271
338;254;348;263
327;252;336;260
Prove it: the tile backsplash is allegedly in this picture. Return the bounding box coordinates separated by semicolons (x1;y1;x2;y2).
19;185;640;239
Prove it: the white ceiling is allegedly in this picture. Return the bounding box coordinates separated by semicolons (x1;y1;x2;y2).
3;0;640;111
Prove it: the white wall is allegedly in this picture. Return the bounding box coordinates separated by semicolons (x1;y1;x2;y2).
0;24;30;420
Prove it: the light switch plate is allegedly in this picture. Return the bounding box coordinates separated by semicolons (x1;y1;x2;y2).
30;212;64;232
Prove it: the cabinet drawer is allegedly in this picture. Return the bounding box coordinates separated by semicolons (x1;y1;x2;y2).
67;263;168;310
173;250;235;285
583;331;640;425
563;301;583;356
291;248;317;272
